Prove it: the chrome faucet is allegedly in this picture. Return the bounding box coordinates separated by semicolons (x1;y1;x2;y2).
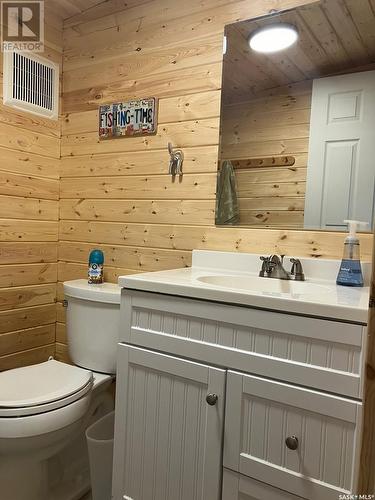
259;255;305;281
290;258;305;281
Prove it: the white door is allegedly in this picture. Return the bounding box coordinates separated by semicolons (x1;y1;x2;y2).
304;70;375;229
112;344;226;500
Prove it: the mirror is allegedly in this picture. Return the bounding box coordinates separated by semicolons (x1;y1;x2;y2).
216;0;375;232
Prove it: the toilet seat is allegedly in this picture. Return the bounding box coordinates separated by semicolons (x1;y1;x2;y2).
0;359;93;417
0;393;92;439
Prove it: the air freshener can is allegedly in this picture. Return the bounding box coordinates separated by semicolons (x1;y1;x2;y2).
88;249;104;284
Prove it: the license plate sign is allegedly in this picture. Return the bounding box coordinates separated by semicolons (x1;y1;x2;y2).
99;97;158;139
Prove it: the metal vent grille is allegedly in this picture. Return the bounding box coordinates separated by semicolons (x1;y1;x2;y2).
13;52;54;111
3;51;59;119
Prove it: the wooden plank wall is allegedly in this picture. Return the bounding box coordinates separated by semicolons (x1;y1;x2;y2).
220;82;312;227
58;0;373;361
0;13;62;370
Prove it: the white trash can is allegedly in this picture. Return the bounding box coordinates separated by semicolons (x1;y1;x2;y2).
86;410;115;500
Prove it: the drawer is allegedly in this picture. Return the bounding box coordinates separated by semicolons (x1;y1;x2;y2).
121;290;364;398
222;469;304;500
224;371;362;499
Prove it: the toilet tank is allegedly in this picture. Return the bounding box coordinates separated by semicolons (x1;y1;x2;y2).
63;280;121;374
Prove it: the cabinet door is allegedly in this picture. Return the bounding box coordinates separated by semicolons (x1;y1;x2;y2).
112;344;226;500
224;371;362;500
222;469;304;500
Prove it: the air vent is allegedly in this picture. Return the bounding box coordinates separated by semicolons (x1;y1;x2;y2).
3;51;59;119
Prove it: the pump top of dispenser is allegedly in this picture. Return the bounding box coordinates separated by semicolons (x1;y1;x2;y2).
343;220;368;245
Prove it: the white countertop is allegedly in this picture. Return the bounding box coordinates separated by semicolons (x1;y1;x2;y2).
118;250;370;324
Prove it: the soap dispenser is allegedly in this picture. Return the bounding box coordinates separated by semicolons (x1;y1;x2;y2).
336;220;367;287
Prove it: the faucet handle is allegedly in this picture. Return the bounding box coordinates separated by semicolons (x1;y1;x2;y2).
259;256;270;277
290;258;305;281
259;255;277;277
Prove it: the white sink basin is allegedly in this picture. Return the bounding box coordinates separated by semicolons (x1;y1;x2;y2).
119;250;370;323
197;275;331;298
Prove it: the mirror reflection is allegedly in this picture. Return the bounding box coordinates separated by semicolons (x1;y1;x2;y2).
216;0;375;232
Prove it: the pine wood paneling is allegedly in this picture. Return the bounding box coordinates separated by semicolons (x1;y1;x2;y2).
221;85;311;226
0;324;55;356
56;301;66;324
60;199;215;225
0;344;55;371
0;102;60;137
59;242;191;271
222;1;375;104
47;0;103;21
58;220;373;259
63;63;223;113
0;196;58;220
0;263;57;288
58;262;147;285
60;174;216;200
60;146;218;177
0;172;59;200
61;118;219;156
62;91;221;135
0;220;58;241
0;148;60;179
0;304;56;334
222;138;308;158
54;342;71;364
56;321;66;343
62;0;316;46
0;10;62;371
58;0;372;367
0;123;59;157
0;242;57;265
63;0;152;28
63;33;223;93
0;284;56;311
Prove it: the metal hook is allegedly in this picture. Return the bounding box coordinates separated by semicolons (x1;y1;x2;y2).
168;142;184;177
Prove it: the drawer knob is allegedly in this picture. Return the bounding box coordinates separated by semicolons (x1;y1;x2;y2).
206;393;218;406
285;435;299;450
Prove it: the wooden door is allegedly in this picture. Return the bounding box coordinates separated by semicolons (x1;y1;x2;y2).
112;344;226;500
304;70;375;229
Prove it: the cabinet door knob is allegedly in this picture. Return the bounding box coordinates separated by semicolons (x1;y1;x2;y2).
206;393;218;406
285;435;299;450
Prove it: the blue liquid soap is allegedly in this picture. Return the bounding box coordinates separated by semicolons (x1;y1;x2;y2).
88;249;104;284
336;220;366;287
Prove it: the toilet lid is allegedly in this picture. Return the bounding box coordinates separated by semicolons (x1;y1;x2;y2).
0;359;93;411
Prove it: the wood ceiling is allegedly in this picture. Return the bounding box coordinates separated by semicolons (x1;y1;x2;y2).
46;0;106;21
223;0;375;104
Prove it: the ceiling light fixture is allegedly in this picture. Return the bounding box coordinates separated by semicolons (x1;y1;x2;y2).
249;23;298;53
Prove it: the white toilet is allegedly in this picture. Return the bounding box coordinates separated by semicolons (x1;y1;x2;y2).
0;279;121;500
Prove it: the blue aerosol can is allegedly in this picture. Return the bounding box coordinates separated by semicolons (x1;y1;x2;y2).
88;249;104;284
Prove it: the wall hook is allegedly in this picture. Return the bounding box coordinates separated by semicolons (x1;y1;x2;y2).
168;142;184;177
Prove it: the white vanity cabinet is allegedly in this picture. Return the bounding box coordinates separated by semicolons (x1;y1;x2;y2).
112;289;366;500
